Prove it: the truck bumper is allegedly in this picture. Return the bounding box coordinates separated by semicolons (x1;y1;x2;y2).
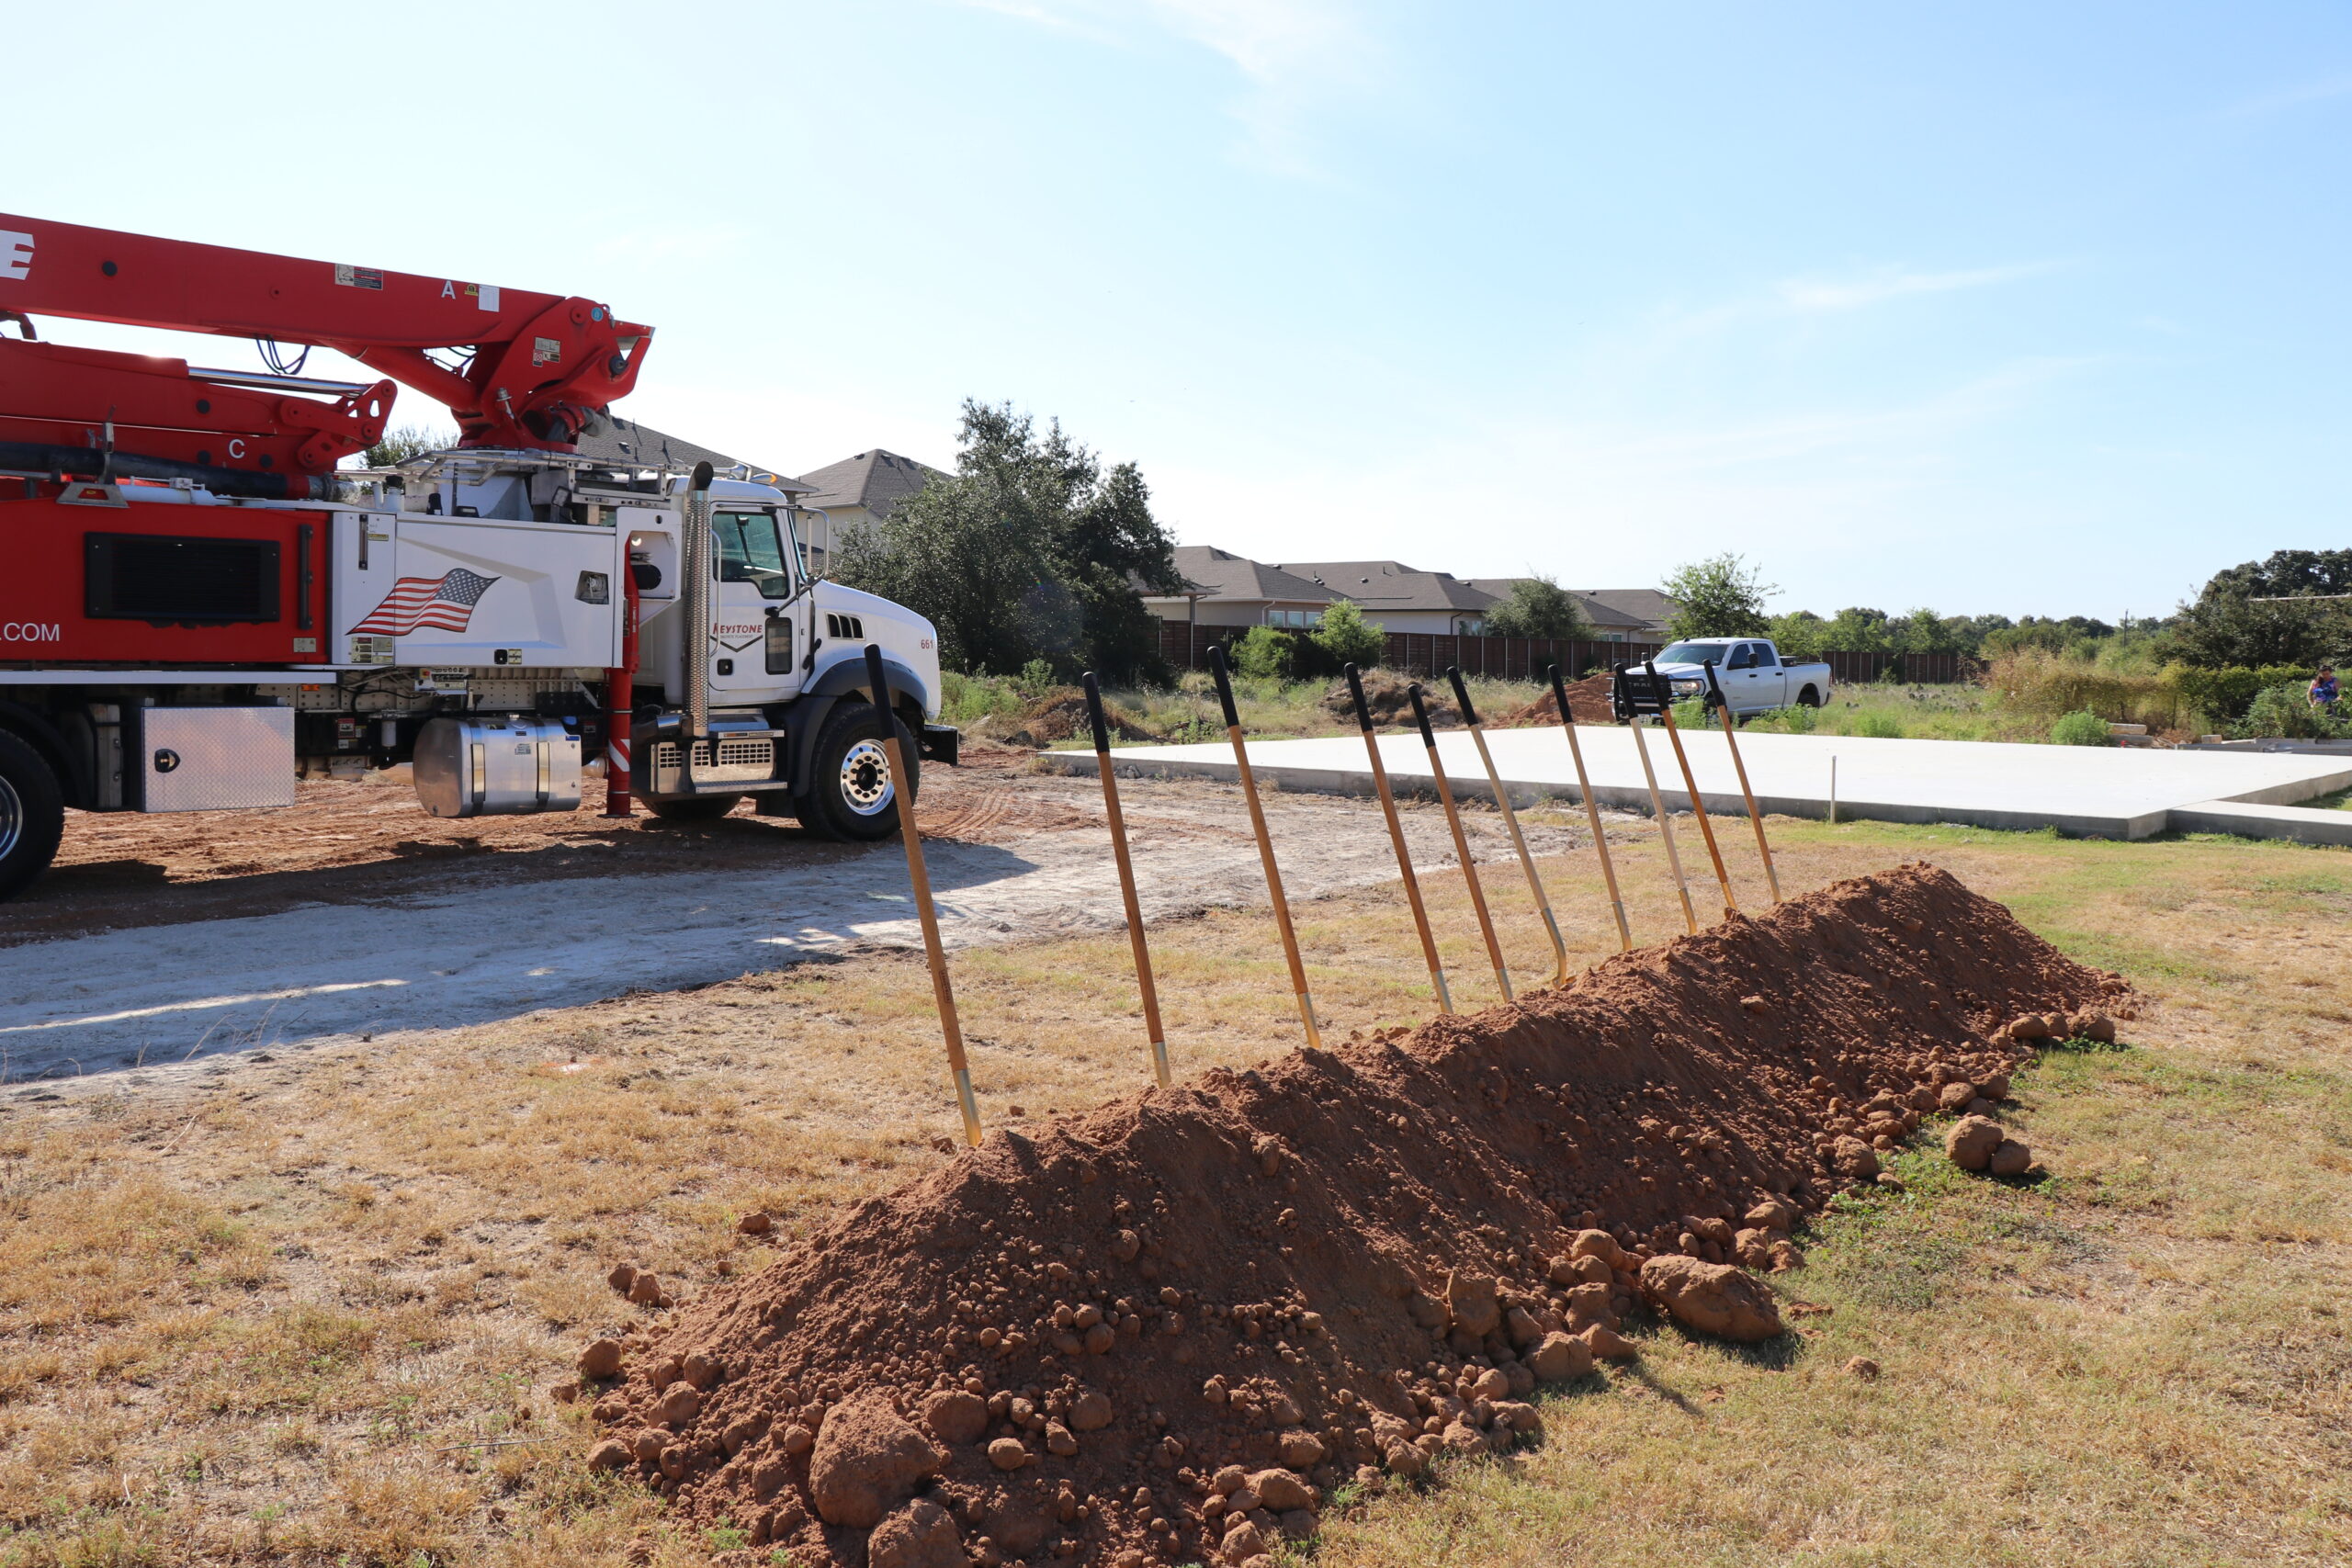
920;723;960;766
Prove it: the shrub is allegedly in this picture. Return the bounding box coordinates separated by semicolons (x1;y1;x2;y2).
1309;599;1386;671
2049;710;2112;747
1749;704;1816;735
2235;682;2349;740
1229;626;1295;680
1852;712;1905;739
1669;697;1711;730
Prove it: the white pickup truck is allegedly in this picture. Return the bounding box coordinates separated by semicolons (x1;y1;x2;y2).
1645;637;1833;718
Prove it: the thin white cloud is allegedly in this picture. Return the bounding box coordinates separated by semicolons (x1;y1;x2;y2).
1775;262;2058;313
947;0;1381;174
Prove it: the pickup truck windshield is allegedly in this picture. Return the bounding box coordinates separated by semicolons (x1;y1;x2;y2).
1656;641;1735;664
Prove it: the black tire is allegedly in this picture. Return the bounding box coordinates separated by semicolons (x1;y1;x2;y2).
0;729;66;902
1796;685;1824;708
645;794;742;822
797;701;920;842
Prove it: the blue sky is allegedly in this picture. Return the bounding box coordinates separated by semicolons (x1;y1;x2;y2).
15;2;2349;619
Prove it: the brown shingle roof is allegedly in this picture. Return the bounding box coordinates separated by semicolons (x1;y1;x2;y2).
573;420;808;491
1273;559;1499;615
1156;547;1338;606
794;449;948;516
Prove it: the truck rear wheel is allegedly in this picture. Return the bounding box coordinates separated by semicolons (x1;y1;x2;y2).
798;702;919;842
0;729;66;901
1797;685;1824;707
645;795;742;822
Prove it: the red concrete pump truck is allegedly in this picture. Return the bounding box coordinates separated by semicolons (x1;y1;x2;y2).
0;215;955;898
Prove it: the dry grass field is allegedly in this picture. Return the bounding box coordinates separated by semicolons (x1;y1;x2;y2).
4;797;2349;1565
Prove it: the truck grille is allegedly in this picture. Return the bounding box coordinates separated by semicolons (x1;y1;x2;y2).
650;736;776;786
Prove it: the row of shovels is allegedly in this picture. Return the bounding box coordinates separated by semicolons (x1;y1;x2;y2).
855;643;1781;1148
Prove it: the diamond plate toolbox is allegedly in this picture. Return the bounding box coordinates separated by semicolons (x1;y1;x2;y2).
141;707;297;812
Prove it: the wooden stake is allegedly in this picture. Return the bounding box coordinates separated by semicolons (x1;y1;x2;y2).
1207;646;1322;1047
1702;660;1782;902
1548;663;1631;951
1645;660;1738;921
1345;663;1452;1013
1618;667;1698;934
1448;665;1568;986
1082;672;1171;1086
1408;681;1512;1001
865;645;981;1146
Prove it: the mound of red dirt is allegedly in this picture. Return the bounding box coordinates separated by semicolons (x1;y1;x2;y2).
576;863;2124;1565
1493;671;1616;727
984;690;1163;750
1317;669;1460;729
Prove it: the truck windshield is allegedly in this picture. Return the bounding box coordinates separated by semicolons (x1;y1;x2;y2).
1656;641;1733;664
714;511;796;600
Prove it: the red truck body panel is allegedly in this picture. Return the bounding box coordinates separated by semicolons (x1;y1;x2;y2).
0;491;328;666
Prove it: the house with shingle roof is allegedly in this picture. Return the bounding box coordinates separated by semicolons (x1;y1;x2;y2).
793;448;950;573
574;420;808;494
1142;547;1339;633
1142;547;1673;641
1272;559;1500;635
1465;580;1674;640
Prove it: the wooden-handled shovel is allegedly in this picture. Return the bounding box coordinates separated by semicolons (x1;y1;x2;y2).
1645;659;1738;922
1702;660;1782;903
1207;645;1322;1047
1345;662;1453;1014
1548;663;1632;951
1081;672;1171;1087
865;644;982;1146
1447;664;1568;986
1408;680;1512;1002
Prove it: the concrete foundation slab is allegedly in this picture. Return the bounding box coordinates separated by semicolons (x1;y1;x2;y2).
1047;727;2352;844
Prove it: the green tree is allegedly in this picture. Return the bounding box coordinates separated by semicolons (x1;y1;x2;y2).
1818;606;1894;654
1767;609;1827;659
1310;599;1386;669
2172;549;2352;670
1230;625;1294;679
1662;554;1775;637
1482;575;1591;640
834;400;1182;682
353;423;455;468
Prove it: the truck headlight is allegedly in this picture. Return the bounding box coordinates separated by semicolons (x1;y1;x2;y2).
1673;679;1703;694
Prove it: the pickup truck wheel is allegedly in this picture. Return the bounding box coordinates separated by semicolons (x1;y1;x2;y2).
0;729;66;901
799;703;919;842
646;795;741;822
1796;685;1824;708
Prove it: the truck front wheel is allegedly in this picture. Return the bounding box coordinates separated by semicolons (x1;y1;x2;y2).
798;702;920;842
0;729;66;901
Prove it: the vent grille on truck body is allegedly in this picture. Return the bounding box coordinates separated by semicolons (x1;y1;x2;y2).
85;533;281;623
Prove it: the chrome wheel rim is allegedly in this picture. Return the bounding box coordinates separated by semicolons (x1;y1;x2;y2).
840;739;895;816
0;772;18;861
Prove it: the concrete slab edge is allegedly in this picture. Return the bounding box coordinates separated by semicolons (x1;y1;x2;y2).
1043;751;2169;841
2166;799;2352;847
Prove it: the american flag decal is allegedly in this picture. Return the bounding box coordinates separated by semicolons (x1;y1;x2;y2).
349;568;500;637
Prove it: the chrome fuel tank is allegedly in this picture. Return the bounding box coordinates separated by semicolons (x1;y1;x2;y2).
413;716;582;818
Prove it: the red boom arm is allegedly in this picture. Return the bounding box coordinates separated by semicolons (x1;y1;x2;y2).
0;215;652;492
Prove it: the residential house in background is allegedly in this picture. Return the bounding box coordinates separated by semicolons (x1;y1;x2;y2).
793;448;948;574
1142;546;1337;635
1275;559;1500;635
575;420;808;497
1142;547;1674;641
1464;580;1675;641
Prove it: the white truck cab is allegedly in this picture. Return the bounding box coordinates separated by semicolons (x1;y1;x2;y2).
1629;637;1832;717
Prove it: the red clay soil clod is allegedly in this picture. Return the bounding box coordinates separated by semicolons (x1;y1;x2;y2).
581;863;2125;1566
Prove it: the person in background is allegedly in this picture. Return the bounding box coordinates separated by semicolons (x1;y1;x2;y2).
2310;665;2339;716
